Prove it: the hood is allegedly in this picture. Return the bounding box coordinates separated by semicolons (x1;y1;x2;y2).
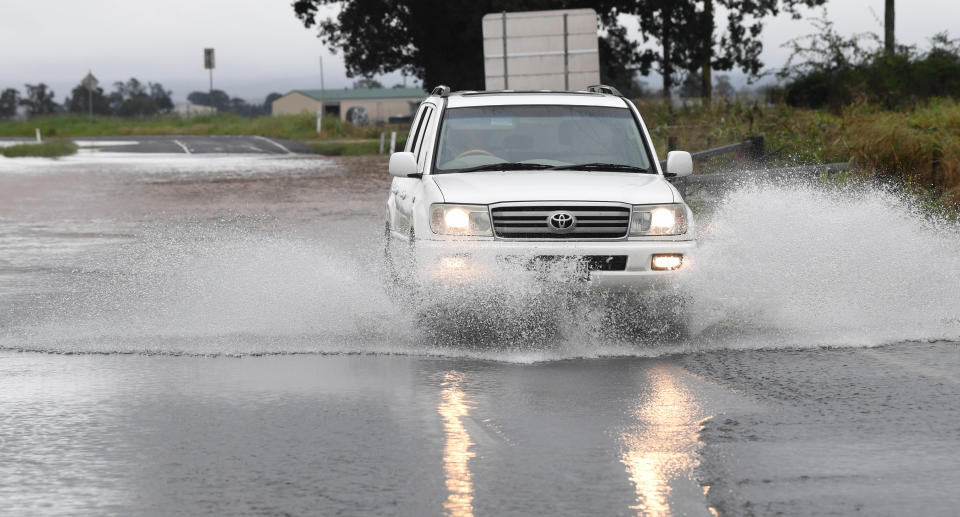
431;170;675;205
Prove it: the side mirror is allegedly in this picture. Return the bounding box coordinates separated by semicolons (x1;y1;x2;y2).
665;151;693;178
389;152;419;178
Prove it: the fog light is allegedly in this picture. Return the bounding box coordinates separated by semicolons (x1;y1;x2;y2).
439;256;467;269
651;254;683;271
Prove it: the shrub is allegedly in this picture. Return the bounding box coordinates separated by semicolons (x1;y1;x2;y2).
1;140;78;158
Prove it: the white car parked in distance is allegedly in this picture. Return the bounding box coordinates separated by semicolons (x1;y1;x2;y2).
385;84;695;298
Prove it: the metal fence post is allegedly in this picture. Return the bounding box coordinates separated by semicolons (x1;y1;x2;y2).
389;131;397;154
746;136;764;161
563;13;569;91
502;11;509;89
379;132;385;154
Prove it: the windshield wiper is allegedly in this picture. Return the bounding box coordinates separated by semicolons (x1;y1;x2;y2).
549;162;653;173
444;162;555;173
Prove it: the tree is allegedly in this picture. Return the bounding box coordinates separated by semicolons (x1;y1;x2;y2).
679;70;703;98
149;82;174;113
779;15;960;109
629;0;704;100
707;0;830;99
65;83;111;115
625;0;828;100
598;23;651;97
713;74;735;99
187;89;231;111
104;78;173;116
0;88;20;119
264;92;282;113
19;83;58;116
353;77;384;89
106;78;172;117
292;0;643;90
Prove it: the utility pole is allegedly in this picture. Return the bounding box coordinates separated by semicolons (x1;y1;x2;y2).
319;55;326;92
884;0;895;56
317;55;326;135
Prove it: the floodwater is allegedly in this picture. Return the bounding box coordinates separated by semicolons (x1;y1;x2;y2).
1;152;959;516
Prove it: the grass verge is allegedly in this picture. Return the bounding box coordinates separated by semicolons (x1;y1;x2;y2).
0;113;407;142
309;136;408;156
1;140;78;158
637;98;960;206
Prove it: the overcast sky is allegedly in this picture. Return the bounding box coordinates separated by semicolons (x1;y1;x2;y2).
1;0;958;103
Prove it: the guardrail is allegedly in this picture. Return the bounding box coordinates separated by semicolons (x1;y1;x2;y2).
658;136;764;170
661;136;850;196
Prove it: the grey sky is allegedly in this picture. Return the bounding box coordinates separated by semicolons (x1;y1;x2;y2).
1;0;957;103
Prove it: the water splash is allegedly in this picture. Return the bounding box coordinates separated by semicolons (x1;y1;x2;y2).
686;178;960;348
2;179;959;362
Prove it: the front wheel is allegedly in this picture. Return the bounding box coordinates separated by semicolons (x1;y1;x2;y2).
604;292;691;344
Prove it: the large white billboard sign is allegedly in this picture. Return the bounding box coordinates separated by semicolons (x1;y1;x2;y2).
482;8;600;91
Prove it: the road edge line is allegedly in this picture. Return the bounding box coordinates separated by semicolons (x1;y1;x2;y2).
254;136;294;154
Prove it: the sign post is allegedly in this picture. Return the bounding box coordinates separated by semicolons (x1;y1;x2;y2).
204;48;215;94
317;55;326;136
81;71;99;122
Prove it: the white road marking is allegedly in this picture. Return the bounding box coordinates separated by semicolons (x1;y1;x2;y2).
171;139;191;154
72;140;140;148
253;136;294;154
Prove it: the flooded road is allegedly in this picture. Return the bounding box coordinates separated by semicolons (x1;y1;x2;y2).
1;152;959;516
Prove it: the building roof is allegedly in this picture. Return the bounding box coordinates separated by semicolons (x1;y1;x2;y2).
292;87;427;101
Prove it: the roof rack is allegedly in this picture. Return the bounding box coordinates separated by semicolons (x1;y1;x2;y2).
586;84;623;96
431;85;451;97
459;90;595;96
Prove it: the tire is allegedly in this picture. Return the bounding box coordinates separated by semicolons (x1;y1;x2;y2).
605;292;690;344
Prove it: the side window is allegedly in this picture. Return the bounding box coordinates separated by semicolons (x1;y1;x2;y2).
413;107;435;162
404;105;428;153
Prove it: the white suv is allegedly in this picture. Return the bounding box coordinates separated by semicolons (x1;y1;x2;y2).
385;85;694;294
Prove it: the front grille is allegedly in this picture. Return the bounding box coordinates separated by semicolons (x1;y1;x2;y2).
491;204;631;239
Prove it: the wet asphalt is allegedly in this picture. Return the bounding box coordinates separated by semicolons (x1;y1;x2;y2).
0;151;958;516
1;135;311;154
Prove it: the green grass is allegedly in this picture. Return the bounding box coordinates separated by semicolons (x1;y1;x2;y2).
310;141;381;156
309;136;408;156
1;140;78;158
0;113;407;142
4;102;958;206
635;98;960;207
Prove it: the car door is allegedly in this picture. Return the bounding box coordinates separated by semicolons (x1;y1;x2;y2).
392;103;436;239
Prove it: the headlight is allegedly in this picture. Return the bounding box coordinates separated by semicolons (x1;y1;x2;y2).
630;203;689;236
429;204;492;236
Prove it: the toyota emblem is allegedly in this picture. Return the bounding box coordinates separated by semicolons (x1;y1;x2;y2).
547;211;577;232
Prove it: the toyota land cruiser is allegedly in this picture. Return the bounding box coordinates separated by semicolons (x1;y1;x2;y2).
385;85;695;301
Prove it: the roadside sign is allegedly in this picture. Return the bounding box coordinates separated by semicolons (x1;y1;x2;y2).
81;72;99;92
204;48;215;69
482;8;600;90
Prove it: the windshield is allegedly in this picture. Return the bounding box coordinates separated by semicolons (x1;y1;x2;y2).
433;105;653;173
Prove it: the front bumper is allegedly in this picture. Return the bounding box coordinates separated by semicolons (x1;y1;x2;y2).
412;238;696;291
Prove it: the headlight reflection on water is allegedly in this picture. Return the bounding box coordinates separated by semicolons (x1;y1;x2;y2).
438;371;476;517
620;365;712;516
